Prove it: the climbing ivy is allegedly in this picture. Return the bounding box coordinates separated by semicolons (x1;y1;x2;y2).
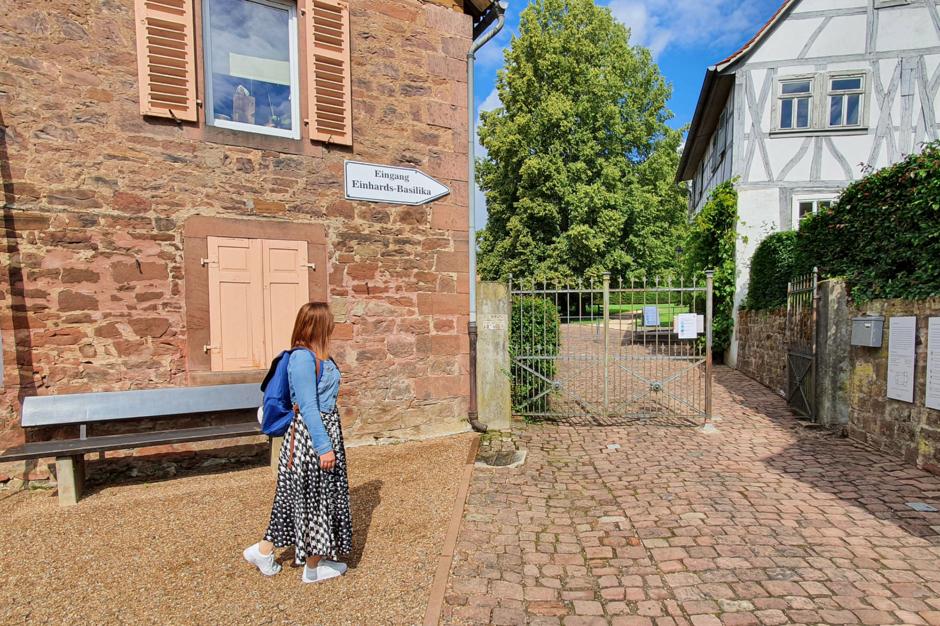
682;181;737;353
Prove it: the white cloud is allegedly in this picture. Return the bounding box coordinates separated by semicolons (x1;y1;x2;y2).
606;0;768;58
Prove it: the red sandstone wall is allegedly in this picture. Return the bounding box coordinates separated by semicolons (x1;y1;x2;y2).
0;0;473;450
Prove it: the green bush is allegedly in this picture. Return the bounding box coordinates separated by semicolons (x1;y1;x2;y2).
744;231;796;310
682;181;737;353
795;141;940;301
509;296;561;414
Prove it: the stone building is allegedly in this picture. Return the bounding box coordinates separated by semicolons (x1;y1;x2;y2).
0;0;498;455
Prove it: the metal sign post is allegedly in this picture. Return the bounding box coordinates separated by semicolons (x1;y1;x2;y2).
704;270;714;424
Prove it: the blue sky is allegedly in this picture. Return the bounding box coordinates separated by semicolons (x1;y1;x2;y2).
472;0;784;224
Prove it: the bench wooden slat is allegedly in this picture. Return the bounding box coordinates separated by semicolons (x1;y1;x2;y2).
0;421;262;462
21;384;262;427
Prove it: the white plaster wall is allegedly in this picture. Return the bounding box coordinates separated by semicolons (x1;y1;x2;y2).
749;19;823;64
766;136;806;178
804;14;867;58
728;187;781;367
877;6;940;51
825;134;872;177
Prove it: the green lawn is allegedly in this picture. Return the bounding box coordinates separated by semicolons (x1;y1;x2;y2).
573;303;691;326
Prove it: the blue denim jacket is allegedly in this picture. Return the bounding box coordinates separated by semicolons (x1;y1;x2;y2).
288;349;341;455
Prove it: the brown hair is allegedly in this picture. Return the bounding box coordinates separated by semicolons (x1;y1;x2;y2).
290;302;334;359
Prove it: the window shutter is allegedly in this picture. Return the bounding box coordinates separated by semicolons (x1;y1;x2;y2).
261;240;311;362
207;237;266;371
304;0;353;145
133;0;198;121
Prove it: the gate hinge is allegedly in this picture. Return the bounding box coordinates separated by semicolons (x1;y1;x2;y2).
201;258;217;267
203;344;219;353
303;263;317;270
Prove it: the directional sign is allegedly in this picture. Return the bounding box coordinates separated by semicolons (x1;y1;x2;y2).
344;160;450;206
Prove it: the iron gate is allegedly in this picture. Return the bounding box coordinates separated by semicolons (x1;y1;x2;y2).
785;269;818;419
509;272;713;425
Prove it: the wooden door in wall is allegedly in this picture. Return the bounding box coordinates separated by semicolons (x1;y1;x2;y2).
261;239;310;361
207;237;266;371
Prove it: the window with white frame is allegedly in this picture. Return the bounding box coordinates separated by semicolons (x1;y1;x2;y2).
203;0;301;139
827;75;864;128
777;78;813;130
793;195;835;228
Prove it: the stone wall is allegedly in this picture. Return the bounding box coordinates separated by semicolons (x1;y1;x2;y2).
0;0;474;459
735;307;788;397
736;286;940;474
845;298;940;474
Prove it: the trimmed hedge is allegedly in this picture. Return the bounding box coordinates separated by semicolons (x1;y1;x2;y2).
509;296;561;414
795;140;940;301
745;231;796;310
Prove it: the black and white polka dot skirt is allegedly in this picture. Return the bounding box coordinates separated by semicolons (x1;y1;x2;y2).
264;408;352;564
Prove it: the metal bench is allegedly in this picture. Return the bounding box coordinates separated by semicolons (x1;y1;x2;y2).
0;384;262;505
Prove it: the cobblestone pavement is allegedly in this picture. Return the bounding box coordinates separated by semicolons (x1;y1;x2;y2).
441;367;940;626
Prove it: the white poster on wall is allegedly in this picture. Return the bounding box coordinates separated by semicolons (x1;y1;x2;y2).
926;317;940;411
887;316;917;403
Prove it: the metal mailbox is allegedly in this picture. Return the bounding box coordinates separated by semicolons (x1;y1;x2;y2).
851;316;884;348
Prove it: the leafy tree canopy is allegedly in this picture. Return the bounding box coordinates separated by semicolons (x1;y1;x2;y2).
476;0;687;284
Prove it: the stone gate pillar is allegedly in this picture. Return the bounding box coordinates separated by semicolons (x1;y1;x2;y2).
477;282;511;431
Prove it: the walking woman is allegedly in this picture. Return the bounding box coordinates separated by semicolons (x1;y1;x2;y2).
244;302;352;583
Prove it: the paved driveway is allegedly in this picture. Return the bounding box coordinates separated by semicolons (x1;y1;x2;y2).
441;367;940;626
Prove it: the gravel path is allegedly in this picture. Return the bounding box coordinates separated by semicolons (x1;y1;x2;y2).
0;433;476;625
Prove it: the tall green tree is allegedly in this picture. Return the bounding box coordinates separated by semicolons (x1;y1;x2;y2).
476;0;687;283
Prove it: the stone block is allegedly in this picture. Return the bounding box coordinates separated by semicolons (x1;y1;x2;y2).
55;455;85;506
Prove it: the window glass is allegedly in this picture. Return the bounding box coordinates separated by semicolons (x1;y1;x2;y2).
829;96;843;126
780;99;793;129
831;77;862;91
205;0;297;137
846;94;860;125
782;81;811;94
796;98;810;128
798;202;814;219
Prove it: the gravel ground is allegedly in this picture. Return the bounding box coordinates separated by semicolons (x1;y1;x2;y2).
0;433;476;625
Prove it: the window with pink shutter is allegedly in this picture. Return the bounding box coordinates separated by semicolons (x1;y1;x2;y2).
303;0;353;146
134;0;199;121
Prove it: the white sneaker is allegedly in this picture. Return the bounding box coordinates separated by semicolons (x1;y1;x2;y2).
301;560;346;584
321;559;348;575
243;543;282;577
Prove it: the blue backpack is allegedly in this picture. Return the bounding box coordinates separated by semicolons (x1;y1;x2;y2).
258;348;322;437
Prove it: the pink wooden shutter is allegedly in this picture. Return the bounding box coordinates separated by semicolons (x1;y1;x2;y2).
303;0;353;145
262;240;311;362
133;0;198;121
207;237;266;371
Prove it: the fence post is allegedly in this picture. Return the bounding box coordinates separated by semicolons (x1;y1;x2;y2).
603;271;610;418
705;270;714;423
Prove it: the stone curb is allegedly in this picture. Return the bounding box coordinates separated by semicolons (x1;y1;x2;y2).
422;433;480;626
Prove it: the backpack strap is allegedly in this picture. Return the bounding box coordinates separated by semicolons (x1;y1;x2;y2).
288;350;324;470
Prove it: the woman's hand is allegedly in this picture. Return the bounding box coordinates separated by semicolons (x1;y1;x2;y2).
319;450;336;471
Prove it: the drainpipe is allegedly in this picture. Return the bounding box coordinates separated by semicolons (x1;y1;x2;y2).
467;1;508;434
